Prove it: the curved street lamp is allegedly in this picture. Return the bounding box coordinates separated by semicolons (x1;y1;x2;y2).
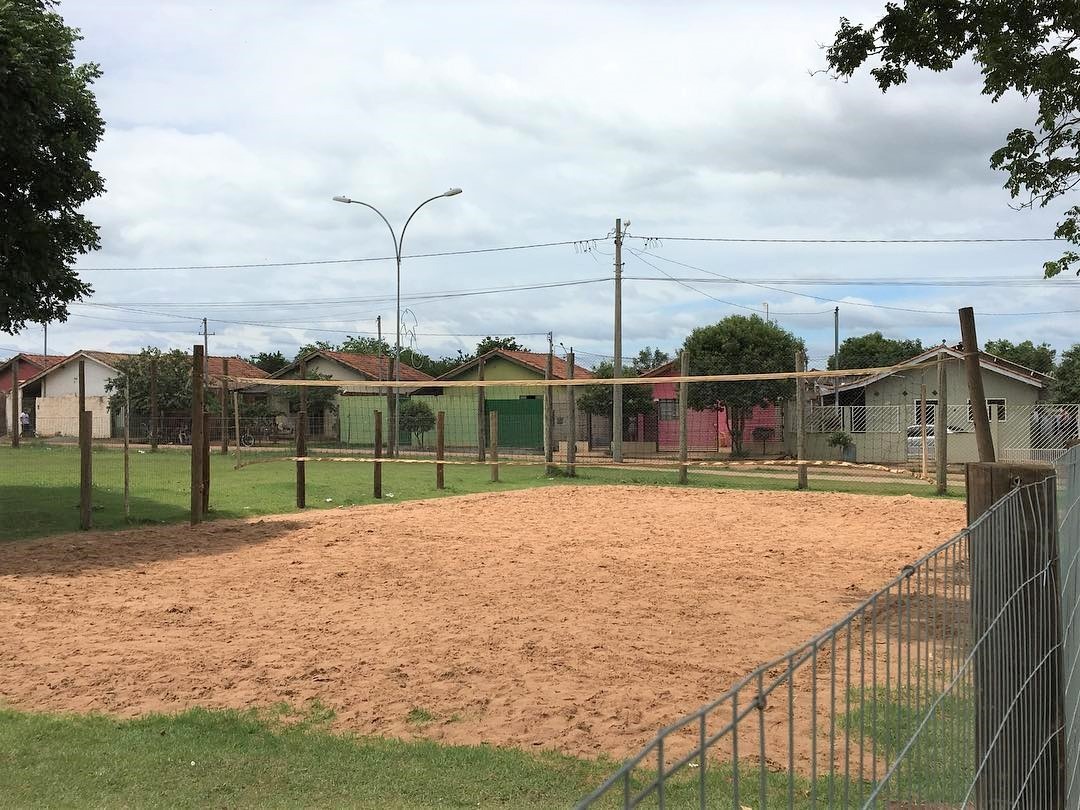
333;188;462;455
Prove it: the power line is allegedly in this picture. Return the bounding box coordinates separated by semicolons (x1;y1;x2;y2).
77;238;603;272
633;235;1060;244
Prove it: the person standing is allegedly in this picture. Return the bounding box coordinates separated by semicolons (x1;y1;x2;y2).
19;408;31;438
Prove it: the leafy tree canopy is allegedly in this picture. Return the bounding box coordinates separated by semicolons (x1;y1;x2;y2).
104;348;218;415
630;346;670;374
577;360;657;420
474;336;524;356
684;315;803;455
984;338;1057;374
829;332;924;370
247;351;290;375
825;2;1080;277
399;399;436;446
339;336;391;355
1054;345;1080;403
1;0;105;333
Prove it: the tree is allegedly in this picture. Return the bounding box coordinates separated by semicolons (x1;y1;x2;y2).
630;346;670;374
104;348;218;415
1;0;105;333
399;399;436;446
295;340;335;360
285;370;339;416
983;339;1057;374
825;3;1080;277
339;335;391;355
475;336;523;356
829;332;923;370
683;315;803;456
248;351;290;375
578;360;657;434
1054;345;1080;403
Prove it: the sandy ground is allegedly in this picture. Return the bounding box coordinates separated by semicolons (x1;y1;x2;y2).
0;486;964;760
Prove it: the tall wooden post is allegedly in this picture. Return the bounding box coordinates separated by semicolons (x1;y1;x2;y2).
297;360;307;509
967;462;1064;808
191;345;205;525
78;360;91;530
544;349;555;475
232;391;242;470
220;357;229;454
936;352;948;495
566;351;576;477
436;410;445;490
919;383;928;478
202;412;210;514
678;351;689;485
373;410;383;499
489;410;499;483
796;350;808;490
123;379;130;520
476;358;486;462
960;306;996;462
10;357;19;448
149;354;159;452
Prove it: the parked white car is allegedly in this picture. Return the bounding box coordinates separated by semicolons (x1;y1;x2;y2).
906;424;961;457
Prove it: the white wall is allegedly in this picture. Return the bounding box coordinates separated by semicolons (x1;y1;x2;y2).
35;394;112;438
40;358;115;397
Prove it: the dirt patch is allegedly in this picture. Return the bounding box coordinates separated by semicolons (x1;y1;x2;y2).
0;486;963;759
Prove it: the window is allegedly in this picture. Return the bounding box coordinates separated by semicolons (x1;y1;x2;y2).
657;399;677;421
967;398;1007;422
913;399;938;425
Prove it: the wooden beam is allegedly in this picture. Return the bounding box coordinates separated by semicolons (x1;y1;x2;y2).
191;345;204;524
960;307;996;462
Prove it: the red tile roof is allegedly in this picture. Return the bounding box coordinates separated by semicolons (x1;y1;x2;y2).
207;356;269;381
293;350;433;382
438;349;593;381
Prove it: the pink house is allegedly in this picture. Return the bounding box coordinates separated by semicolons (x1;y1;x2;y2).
640;360;783;453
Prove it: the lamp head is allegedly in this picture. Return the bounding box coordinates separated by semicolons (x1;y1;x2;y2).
443;187;463;197
332;195;352;204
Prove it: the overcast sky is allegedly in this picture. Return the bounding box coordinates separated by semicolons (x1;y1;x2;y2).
4;0;1078;369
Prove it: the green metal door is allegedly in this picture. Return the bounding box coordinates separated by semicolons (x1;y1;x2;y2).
485;398;543;449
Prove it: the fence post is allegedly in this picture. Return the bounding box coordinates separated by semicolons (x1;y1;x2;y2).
297;359;307;509
544;349;554;475
796;350;808;490
936;351;948;494
967;461;1065;808
373;409;382;499
920;383;928;478
476;358;486;462
11;356;19;448
436;410;445;490
960;306;996;462
489;410;499;483
191;345;204;525
123;378;130;521
220;358;229;454
202;411;210;514
78;359;91;530
149;354;159;452
678;351;688;485
566;351;576;477
232;391;242;470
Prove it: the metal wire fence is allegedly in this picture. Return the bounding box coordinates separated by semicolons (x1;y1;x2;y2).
577;446;1080;809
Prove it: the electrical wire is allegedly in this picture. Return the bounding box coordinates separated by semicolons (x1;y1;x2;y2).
633;235;1060;244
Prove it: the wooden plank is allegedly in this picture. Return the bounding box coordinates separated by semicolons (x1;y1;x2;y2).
202;411;210;514
489;410;499;483
373;409;382;499
79;410;92;530
191;345;204;524
436;410;445;489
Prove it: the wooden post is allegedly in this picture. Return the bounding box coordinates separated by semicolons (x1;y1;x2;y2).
936;351;948;495
796;350;808;490
11;357;19;448
123;379;130;520
436;410;445;490
373;410;383;499
566;351;576;477
960;306;996;462
191;346;204;525
678;351;689;484
544;349;554;474
202;411;210;514
297;360;307;509
220;358;229;454
79;410;92;530
233;391;242;470
967;462;1064;808
920;383;928;478
149;354;159;452
489;410;499;483
476;357;486;462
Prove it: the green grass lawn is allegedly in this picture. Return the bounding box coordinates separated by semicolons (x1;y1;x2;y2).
0;443;961;541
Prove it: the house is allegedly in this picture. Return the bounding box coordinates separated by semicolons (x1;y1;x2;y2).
335;348;592;451
0;353;65;436
640;360;785;456
20;350;268;439
270;350;433;438
803;344;1056;463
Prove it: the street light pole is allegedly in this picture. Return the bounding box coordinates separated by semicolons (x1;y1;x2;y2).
333;188;462;456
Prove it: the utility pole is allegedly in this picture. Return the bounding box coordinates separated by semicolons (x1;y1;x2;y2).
612;218;624;463
199;318;214;382
833;306;840;414
377;315;384;379
43;323;47;356
763;302;769;323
